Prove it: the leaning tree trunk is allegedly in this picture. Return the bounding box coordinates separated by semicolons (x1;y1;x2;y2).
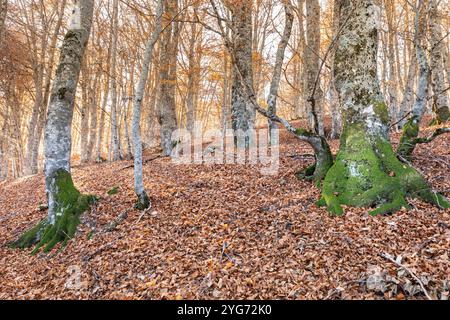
320;0;449;216
11;0;96;252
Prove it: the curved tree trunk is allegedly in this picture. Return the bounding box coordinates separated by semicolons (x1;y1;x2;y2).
320;0;449;216
11;0;95;252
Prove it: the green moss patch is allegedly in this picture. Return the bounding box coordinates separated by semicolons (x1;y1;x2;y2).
10;170;96;253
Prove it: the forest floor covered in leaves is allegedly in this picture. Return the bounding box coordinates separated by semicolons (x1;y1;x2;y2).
0;120;449;300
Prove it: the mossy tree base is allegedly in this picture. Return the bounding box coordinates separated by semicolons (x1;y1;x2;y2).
320;124;450;216
135;191;151;211
10;170;96;253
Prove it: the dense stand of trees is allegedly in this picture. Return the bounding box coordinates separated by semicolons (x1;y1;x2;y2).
1;0;448;180
0;0;449;251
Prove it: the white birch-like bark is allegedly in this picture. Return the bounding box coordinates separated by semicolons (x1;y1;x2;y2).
44;0;94;223
131;0;163;208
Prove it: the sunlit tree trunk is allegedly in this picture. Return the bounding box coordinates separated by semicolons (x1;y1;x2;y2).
131;0;163;210
185;14;202;133
79;61;90;162
109;0;121;161
11;0;96;252
25;0;66;175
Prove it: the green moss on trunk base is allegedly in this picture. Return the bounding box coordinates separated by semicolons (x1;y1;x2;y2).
135;191;151;211
10;170;96;253
397;116;420;161
321;124;449;216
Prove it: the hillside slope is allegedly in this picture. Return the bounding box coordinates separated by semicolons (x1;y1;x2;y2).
0;125;449;300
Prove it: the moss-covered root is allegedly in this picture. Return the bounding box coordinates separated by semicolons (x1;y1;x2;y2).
10;170;96;253
397;116;420;161
321;127;450;216
135;191;151;211
294;130;334;186
296;164;316;181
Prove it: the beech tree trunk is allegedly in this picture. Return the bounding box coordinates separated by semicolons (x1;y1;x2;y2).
329;0;342;139
158;0;179;156
305;0;324;135
11;0;96;252
131;0;163;210
267;0;294;141
320;0;449;216
229;4;255;142
109;0;121;161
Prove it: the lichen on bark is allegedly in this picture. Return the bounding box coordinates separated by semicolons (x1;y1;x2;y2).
10;170;96;253
319;0;449;216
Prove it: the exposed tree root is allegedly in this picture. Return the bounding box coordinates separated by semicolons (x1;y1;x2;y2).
10;170;96;253
320;124;449;216
397;116;449;160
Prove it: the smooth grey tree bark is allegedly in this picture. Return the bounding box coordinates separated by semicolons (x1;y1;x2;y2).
305;0;324;136
131;0;163;210
329;0;342;139
397;0;434;159
385;0;399;124
267;0;294;141
11;0;96;252
109;0;121;161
